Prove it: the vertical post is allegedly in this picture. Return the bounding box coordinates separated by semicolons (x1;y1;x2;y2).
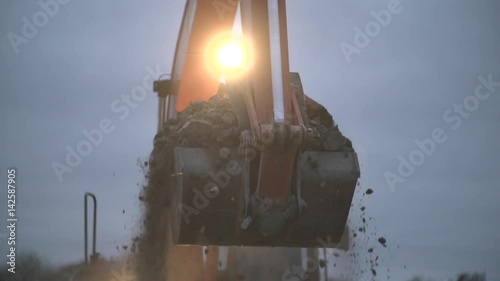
84;193;97;266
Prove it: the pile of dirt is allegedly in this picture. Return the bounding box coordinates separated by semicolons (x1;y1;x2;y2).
135;90;353;281
154;94;241;149
153;91;353;153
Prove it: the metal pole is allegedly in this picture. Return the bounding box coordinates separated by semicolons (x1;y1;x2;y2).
84;192;97;265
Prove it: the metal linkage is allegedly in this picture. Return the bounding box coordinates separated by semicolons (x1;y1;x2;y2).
154;78;171;132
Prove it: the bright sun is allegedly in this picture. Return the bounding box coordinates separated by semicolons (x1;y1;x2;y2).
217;41;245;69
204;32;253;81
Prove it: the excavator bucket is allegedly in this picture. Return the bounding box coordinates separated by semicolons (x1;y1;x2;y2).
171;148;359;248
165;73;360;248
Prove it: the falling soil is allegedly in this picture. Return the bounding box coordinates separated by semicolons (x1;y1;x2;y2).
345;184;394;280
378;237;387;247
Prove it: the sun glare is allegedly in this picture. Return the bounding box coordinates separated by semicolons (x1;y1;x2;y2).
217;41;244;69
204;32;253;81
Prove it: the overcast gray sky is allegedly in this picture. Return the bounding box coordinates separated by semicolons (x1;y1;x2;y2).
1;0;499;280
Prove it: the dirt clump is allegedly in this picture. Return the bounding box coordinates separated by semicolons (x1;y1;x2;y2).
378;237;387;247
